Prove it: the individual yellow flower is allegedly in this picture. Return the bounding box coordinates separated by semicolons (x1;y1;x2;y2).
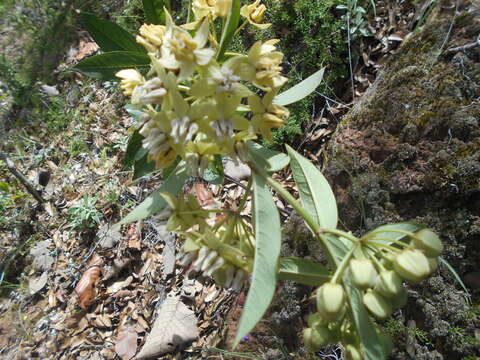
247;40;288;91
189;57;253;99
160;192;209;231
197;94;250;153
159;11;215;80
192;0;231;20
240;0;271;29
136;24;166;53
115;69;144;96
185;140;221;176
249;91;289;141
139;111;177;169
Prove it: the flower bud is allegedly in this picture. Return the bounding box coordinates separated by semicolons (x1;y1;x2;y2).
349;259;377;289
375;270;403;298
310;326;331;348
303;327;331;352
412;229;443;257
363;289;392;320
316;282;345;322
344;344;362;360
394;249;431;284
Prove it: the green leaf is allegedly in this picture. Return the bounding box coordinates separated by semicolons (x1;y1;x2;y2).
217;0;240;60
364;222;426;246
278;257;330;286
273;68;325;106
123;130;144;169
133;153;156;179
286;145;337;229
344;275;390;359
142;0;167;24
80;13;146;53
234;174;281;347
117;162;188;225
439;257;471;301
202;155;224;184
73;51;150;80
247;141;290;173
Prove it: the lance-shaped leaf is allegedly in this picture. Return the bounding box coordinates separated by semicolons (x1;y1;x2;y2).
81;13;146;53
217;0;240;60
363;222;425;246
234;174;281;347
247;141;290;173
273;68;325;106
117;162;188;225
286;145;337;229
74;51;150;80
278;257;330;286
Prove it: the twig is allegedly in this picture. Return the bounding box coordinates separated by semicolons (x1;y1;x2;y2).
0;152;44;204
445;34;480;54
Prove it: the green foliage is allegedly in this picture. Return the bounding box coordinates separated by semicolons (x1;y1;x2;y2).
68;195;101;229
286;145;338;229
234;173;281;347
260;0;347;146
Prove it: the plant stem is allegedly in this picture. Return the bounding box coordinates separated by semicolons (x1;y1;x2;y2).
233;19;249;37
331;241;358;283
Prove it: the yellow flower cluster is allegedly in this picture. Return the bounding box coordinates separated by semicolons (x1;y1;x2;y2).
116;3;288;177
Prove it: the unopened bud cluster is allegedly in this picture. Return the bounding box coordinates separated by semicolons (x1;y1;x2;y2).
304;229;443;357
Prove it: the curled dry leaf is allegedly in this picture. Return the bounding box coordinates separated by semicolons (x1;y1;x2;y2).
136;295;198;359
74;253;103;309
115;325;138;360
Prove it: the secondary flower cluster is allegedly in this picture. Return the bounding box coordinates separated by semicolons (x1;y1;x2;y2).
304;229;443;358
116;2;288;177
160;191;255;289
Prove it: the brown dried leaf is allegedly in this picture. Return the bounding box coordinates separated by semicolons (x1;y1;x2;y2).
74;254;103;309
115;325;138;360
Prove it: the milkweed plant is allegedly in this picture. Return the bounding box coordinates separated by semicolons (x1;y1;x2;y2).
75;1;444;359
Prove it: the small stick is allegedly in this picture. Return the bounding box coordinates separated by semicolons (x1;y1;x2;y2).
0;152;44;204
445;35;480;54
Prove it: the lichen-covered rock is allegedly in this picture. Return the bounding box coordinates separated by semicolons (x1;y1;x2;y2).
325;2;480;358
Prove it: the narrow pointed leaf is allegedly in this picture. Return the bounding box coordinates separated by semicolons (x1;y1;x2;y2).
278;257;330;286
286;145;337;229
217;0;240;60
81;13;146;53
247;141;290;173
117;162;188;225
364;222;425;246
124;130;144;169
344;275;390;359
73;51;150;80
273;68;325;106
133;154;156;179
234;174;281;347
439;257;471;300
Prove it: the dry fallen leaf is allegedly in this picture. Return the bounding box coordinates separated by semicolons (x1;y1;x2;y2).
29;271;49;295
136;295;198;359
115;325;138;360
74;253;103;309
